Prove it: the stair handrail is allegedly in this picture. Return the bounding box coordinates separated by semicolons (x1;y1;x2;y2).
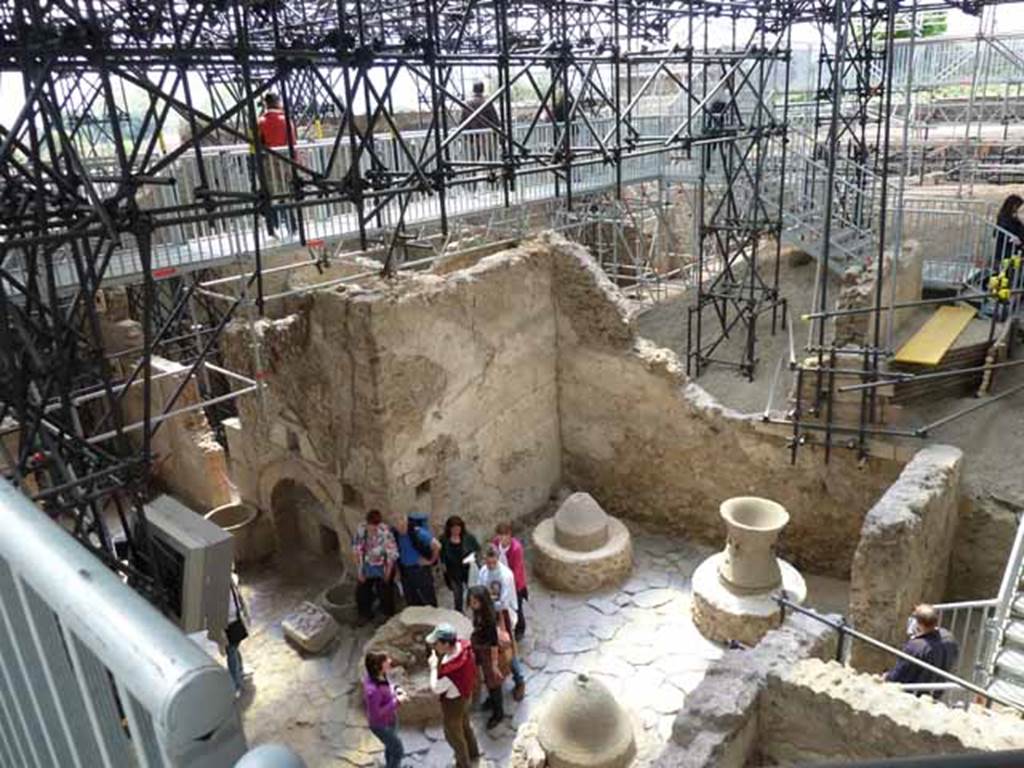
983;512;1024;682
776;596;1024;714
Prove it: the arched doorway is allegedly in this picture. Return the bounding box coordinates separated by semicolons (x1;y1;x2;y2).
271;478;340;558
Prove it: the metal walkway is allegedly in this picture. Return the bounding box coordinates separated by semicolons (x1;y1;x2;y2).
27;120;674;293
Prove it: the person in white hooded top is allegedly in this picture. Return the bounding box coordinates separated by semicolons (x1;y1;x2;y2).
477;544;526;701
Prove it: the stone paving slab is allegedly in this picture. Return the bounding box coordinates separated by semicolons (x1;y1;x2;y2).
234;526;848;767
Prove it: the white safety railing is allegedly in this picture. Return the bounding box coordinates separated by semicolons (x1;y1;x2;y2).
927;598;1001;708
894;196;1013;289
17;117;672;293
983;512;1024;684
0;479;246;768
884;33;1024;90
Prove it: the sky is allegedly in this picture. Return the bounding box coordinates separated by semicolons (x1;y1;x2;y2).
0;5;1022;138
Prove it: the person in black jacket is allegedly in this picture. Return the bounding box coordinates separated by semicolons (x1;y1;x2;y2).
440;516;480;613
884;604;959;699
995;194;1024;269
467;585;507;729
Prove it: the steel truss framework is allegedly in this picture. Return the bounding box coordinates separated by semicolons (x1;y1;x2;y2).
0;0;1019;596
785;0;1024;463
0;0;810;594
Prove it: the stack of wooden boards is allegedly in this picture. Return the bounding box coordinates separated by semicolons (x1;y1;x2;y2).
890;304;995;402
791;304;1003;427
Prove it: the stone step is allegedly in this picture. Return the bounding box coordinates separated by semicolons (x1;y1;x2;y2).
988;676;1024;708
1011;594;1024;620
994;646;1024;684
1003;619;1024;650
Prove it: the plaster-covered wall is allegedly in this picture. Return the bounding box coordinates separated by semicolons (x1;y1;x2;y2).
223;245;563;546
552;243;903;578
97;310;233;513
759;658;1024;764
849;444;963;671
223;235;902;577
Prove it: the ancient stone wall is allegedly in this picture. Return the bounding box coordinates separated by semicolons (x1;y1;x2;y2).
119;353;233;512
550;239;903;577
849;444;963;672
758;658;1024;764
833;242;922;348
223;244;563;548
947;486;1020;601
222;235;903;577
660;614;838;768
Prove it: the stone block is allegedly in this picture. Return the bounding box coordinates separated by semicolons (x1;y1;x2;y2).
283;601;340;654
668;614;837;767
760;659;1024;764
849;444;962;672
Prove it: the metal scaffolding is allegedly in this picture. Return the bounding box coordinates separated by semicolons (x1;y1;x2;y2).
0;0;806;594
3;0;1024;594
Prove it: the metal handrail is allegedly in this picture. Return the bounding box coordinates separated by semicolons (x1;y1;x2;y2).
0;480;246;767
774;596;1024;714
982;512;1024;682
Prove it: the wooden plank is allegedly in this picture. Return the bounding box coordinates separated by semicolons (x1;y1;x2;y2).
893;305;977;366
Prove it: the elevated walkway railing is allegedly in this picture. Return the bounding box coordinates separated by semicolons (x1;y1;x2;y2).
15;117;674;293
0;479;246;768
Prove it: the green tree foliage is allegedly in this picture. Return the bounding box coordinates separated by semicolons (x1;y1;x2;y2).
874;10;948;41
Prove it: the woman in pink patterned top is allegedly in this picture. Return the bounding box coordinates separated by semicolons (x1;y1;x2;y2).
352;509;399;622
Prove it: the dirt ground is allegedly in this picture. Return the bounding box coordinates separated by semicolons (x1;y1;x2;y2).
637;253;836;415
907;361;1024;502
637;252;1024;502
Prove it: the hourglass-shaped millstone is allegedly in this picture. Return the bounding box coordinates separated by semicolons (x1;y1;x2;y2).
716;496;789;594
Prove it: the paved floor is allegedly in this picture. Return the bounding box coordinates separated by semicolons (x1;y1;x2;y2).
224;524;848;767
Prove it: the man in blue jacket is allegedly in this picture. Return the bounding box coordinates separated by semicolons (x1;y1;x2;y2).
393;513;441;607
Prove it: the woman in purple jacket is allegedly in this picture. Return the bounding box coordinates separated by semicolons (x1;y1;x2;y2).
363;652;407;768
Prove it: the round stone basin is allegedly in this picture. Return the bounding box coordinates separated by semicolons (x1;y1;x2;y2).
354;607;473;726
205;502;274;565
207;502;258;530
320;581;359;625
720;497;789;532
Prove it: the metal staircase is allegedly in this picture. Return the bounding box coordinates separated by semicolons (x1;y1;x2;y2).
761;105;881;275
983;515;1024;706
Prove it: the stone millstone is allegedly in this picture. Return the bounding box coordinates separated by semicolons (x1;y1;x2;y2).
691;553;807;646
357;607;473;726
538;674;636;768
363;606;472;669
554;492;610;552
533;515;633;593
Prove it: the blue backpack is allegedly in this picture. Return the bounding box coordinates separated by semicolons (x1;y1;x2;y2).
406;513;434;560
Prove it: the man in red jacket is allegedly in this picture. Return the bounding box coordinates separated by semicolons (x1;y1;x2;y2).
256;92;297;236
427;623;480;768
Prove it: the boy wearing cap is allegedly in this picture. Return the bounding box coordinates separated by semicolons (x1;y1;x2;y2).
427;623;480;768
